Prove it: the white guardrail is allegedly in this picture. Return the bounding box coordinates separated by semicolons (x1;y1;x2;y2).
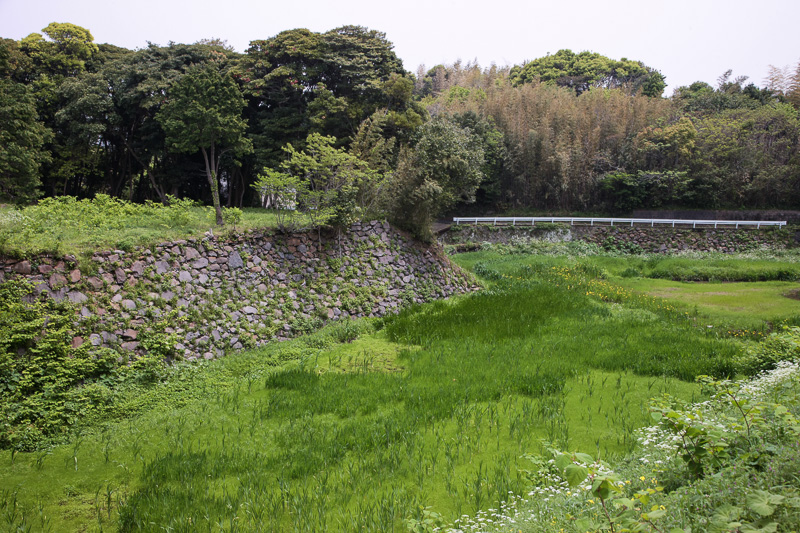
452;217;787;229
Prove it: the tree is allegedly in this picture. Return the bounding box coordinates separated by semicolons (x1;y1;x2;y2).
385;117;485;239
241;26;412;170
0;79;51;203
157;64;251;225
509;49;663;96
253;133;381;230
20;22;99;78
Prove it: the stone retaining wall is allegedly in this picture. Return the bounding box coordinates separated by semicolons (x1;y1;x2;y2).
442;224;797;253
1;221;477;360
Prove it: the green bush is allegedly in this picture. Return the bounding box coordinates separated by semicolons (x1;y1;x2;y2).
739;326;800;376
0;280;119;450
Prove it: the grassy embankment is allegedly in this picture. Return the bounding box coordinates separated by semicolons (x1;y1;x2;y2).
2;211;799;531
0;196;286;266
3;246;770;531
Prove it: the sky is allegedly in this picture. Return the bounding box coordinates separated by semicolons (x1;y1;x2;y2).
1;0;798;93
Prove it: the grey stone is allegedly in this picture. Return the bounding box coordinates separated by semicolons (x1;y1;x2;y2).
121;341;140;351
179;270;192;282
184;247;201;260
130;261;146;275
198;273;209;284
49;272;67;289
155;261;170;274
89;333;103;346
228;251;244;269
51;288;68;302
13;260;32;274
242;306;258;314
192;257;209;269
67;291;88;304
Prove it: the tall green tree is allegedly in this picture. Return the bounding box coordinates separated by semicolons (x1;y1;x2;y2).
509;49;665;96
385;117;485;239
241;26;413;170
157;64;252;224
19;22;99;78
253;133;381;230
0;79;51;203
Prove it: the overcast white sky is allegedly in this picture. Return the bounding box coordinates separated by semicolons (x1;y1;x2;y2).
1;0;798;93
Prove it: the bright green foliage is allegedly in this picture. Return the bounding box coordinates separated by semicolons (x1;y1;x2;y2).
157;64;252;225
19;22;98;78
0;280;117;450
634;116;698;171
386;117;485;239
251;168;304;229
349;110;397;174
687;103;800;208
0;79;51;203
253;132;382;230
509;49;665;96
0;194;255;260
740;327;800;376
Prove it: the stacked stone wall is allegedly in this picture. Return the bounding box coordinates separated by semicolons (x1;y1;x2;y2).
1;221;477;360
442;224;796;253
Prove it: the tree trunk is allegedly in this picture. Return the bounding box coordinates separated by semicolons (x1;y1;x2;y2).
201;146;225;226
124;140;170;205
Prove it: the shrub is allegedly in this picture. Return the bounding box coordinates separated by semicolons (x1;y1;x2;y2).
739;326;800;376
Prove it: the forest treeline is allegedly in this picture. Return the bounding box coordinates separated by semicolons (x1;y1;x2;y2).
1;23;799;237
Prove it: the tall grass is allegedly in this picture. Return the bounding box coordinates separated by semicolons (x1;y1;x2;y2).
1;253;744;531
0;195;280;261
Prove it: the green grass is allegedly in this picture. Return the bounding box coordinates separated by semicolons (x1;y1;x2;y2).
458;249;800;335
0;196;284;264
2;254;739;532
617;278;800;330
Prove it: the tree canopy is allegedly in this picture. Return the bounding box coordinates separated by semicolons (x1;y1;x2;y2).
2;21;799;236
157;64;252;224
509;49;666;97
